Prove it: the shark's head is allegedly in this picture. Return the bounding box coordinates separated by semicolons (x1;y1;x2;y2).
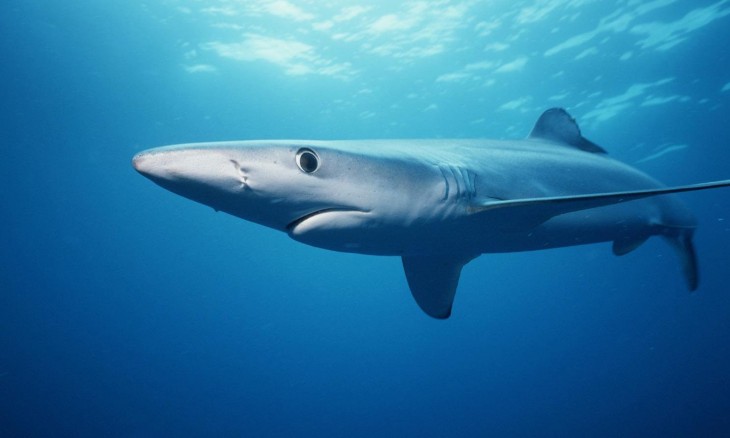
133;141;451;254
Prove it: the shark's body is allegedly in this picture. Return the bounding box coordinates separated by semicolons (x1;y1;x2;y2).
133;109;730;318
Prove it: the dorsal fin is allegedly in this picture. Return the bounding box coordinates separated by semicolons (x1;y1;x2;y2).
528;108;607;154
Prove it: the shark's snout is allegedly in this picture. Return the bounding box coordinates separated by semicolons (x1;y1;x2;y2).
132;152;151;175
132;149;179;181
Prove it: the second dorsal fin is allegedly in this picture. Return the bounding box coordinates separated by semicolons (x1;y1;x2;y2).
528;108;607;154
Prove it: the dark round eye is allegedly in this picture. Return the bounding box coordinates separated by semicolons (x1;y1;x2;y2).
296;148;320;173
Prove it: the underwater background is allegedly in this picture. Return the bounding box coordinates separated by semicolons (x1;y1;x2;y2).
2;0;730;436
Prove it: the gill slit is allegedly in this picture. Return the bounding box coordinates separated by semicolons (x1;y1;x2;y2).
439;165;476;203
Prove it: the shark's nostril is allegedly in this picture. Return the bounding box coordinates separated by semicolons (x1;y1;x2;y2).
230;159;249;187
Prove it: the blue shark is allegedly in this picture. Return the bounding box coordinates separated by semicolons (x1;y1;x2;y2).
133;108;730;318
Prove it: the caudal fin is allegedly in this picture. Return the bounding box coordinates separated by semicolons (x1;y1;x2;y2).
662;230;698;291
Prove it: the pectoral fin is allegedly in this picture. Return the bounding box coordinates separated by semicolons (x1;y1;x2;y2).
470;180;730;228
402;254;477;319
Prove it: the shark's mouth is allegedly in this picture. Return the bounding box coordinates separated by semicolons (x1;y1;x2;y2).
286;208;368;233
286;208;348;231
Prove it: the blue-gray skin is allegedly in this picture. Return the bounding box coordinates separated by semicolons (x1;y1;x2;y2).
133;109;730;319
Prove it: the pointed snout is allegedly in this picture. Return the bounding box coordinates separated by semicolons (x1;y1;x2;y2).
131;147;197;182
132;151;153;176
132;149;186;185
131;145;245;194
132;147;190;184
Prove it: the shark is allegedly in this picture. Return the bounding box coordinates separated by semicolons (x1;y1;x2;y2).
133;108;730;318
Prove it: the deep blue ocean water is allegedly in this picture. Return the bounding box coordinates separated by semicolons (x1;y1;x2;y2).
2;1;730;436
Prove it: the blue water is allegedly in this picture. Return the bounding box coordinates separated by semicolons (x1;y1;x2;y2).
3;1;730;436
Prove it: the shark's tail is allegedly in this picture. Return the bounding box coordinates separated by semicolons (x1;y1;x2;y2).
613;226;699;291
661;227;698;291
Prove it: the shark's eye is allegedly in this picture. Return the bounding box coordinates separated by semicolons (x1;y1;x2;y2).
296;148;320;173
